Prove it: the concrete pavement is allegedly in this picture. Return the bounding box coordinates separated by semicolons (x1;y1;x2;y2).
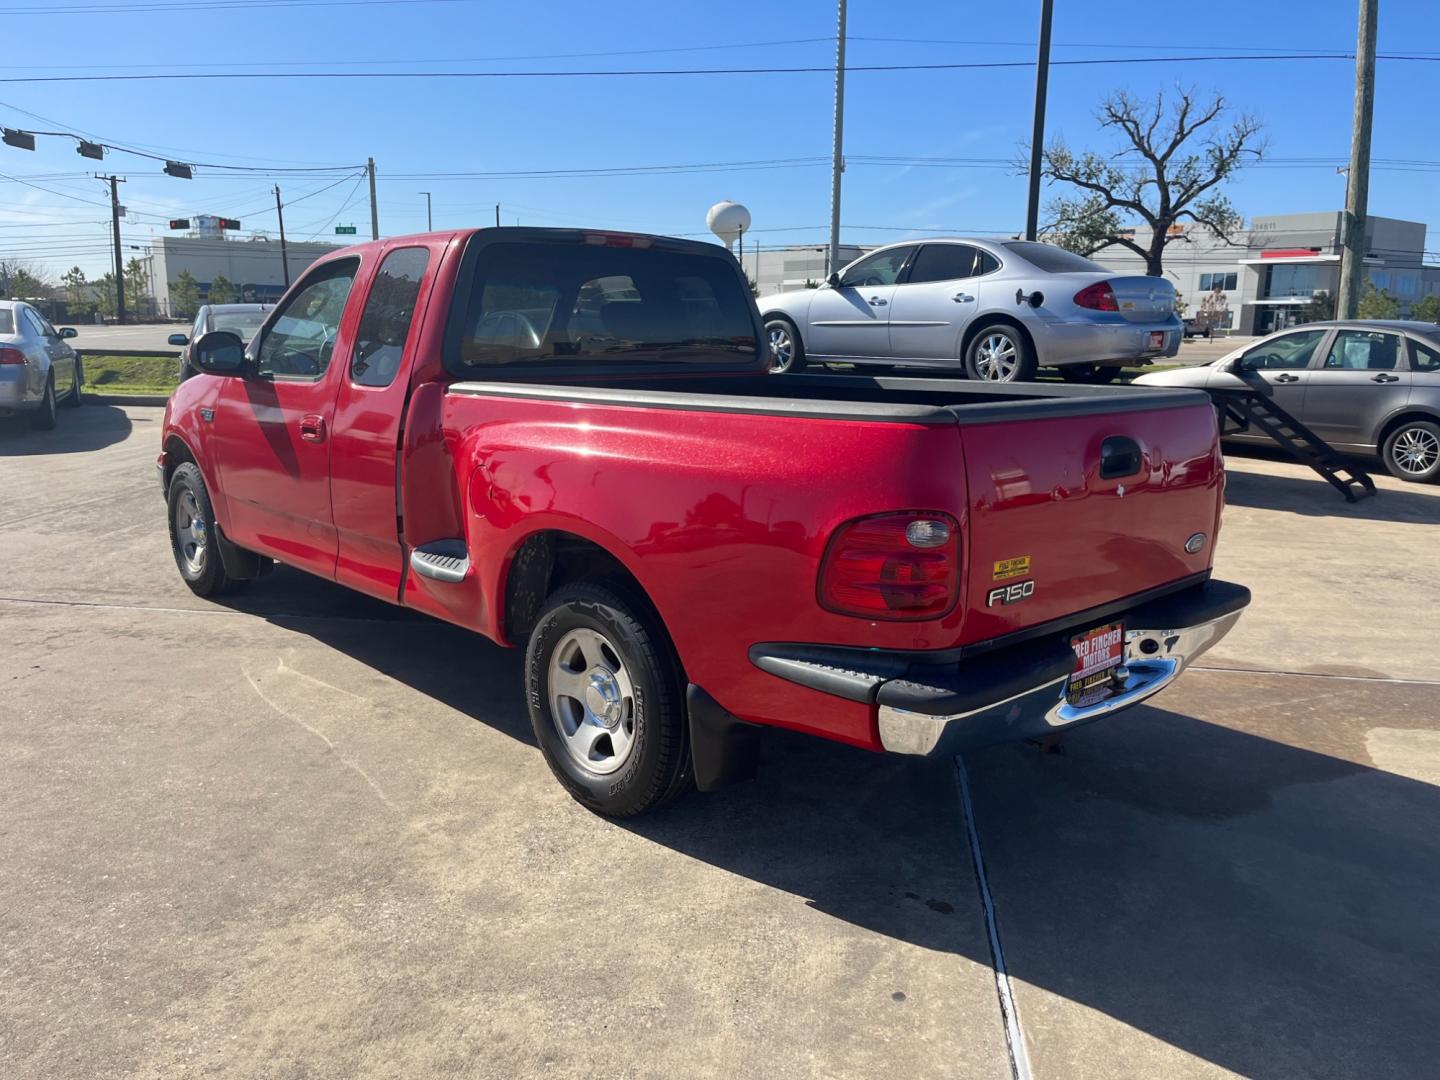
2;405;1437;1079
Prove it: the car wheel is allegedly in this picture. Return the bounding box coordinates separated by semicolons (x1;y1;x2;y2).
965;325;1035;383
1382;420;1440;483
167;462;247;596
525;578;692;817
1059;363;1123;385
29;375;57;430
63;357;83;407
765;317;807;374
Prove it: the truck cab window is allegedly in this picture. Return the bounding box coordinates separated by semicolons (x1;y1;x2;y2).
256;259;359;379
351;247;430;388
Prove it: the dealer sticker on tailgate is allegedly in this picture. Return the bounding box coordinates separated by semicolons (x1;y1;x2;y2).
1067;622;1125;707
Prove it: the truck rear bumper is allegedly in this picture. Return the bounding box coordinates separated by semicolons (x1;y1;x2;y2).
749;578;1249;757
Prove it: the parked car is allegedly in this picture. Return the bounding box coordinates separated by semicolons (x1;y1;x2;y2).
170;303;273;381
759;239;1182;383
1133;320;1440;483
0;300;82;429
1183;316;1215;340
159;226;1248;817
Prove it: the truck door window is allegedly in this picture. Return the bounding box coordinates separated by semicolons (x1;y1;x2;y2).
351;247;430;387
255;258;359;380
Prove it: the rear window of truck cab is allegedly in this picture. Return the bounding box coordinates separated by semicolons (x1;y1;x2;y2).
445;239;761;373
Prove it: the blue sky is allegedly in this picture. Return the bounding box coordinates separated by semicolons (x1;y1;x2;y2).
2;0;1437;280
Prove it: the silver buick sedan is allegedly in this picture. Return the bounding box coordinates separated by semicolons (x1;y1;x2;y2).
0;300;82;430
760;238;1181;383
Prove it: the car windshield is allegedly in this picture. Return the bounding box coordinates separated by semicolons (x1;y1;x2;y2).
1002;242;1108;274
211;311;269;341
0;309;13;335
450;240;759;371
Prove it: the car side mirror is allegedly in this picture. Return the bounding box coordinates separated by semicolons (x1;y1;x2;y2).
1233;357;1258;374
168;333;190;346
58;326;78;339
192;330;246;376
826;271;841;288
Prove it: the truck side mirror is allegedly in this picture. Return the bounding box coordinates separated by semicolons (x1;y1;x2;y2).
192;330;246;376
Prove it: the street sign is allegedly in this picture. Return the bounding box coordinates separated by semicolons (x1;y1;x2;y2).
335;225;357;235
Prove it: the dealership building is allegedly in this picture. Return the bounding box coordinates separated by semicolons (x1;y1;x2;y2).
748;212;1440;334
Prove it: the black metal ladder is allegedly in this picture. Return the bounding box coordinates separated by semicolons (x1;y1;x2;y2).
1208;388;1377;503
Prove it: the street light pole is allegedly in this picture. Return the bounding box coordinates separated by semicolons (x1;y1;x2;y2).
827;0;847;277
419;191;432;231
1023;0;1055;241
367;157;379;240
1337;0;1378;320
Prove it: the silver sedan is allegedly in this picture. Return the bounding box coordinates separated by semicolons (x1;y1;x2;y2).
0;301;82;430
1134;320;1440;483
760;238;1181;383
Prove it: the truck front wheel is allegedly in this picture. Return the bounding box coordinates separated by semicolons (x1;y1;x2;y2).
525;579;692;817
167;462;247;597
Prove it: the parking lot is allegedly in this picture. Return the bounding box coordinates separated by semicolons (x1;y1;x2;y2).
3;404;1438;1079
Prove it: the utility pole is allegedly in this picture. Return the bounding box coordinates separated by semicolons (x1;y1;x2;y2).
367;157;379;240
1337;0;1378;320
274;186;291;287
101;174;126;325
419;190;432;231
1024;0;1055;241
495;204;501;228
827;0;847;277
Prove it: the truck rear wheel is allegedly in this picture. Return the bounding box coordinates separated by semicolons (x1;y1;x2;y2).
167;462;247;597
525;579;692;817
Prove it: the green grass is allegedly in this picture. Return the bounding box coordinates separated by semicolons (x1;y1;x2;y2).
82;353;178;397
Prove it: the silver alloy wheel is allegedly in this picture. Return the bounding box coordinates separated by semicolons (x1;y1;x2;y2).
768;325;794;373
973;332;1019;381
1392;425;1440;476
173;489;207;575
548;627;637;775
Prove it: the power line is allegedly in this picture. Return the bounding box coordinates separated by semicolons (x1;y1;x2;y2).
0;0;471;13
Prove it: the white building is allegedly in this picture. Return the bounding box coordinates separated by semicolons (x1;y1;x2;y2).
150;234;346;316
750;244;870;296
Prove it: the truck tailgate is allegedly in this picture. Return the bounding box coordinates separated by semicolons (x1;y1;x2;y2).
958;400;1222;645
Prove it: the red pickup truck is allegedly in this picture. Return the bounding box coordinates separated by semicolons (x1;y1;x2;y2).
159;228;1249;816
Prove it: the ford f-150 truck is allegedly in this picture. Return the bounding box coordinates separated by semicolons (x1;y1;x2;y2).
158;227;1249;817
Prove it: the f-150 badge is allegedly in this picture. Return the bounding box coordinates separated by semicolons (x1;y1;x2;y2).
987;580;1035;607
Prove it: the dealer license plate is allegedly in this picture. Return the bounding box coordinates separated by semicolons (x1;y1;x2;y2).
1067;622;1126;707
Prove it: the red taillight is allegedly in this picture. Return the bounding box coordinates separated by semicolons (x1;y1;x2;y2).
0;347;27;365
1073;281;1119;312
819;512;960;620
583;232;652;249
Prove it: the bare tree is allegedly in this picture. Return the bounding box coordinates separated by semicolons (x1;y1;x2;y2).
1034;88;1265;276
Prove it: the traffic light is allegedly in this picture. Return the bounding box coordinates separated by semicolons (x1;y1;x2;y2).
163;161;193;179
218;218;241;231
169;219;191;230
77;140;105;160
2;128;36;151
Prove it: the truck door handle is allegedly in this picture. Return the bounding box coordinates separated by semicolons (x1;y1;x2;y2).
1274;374;1301;383
953;293;975;303
867;297;888;306
1371;373;1400;383
299;414;327;443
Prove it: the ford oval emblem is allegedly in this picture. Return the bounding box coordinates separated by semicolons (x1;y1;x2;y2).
1184;532;1207;554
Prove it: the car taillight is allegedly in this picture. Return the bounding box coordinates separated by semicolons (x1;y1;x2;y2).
0;347;27;365
819;512;960;620
1073;281;1119;311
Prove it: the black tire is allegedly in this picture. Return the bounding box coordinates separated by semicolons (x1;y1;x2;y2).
167;461;247;596
525;578;692;817
1381;419;1440;483
29;376;57;430
63;357;83;407
1059;363;1124;385
964;323;1036;382
764;316;807;374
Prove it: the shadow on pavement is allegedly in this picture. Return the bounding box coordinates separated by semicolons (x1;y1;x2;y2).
219;566;1440;1078
0;403;133;456
1223;464;1440;522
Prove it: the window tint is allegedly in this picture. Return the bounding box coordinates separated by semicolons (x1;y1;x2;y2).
1412;339;1440;372
839;247;914;288
0;309;13;335
1002;242;1107;274
452;241;758;370
1323;329;1400;371
256;259;358;379
906;244;978;284
977;250;1001;274
1241;329;1327;371
351;247;429;387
